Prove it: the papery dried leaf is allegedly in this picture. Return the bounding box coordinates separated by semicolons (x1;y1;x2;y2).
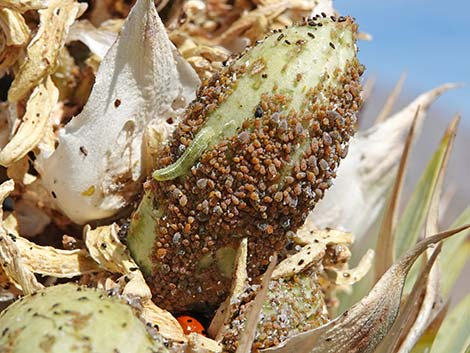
0;180;43;294
272;224;354;287
355;32;372;41
374;107;419;281
0;76;58;166
429;295;470;353
8;0;81;102
262;225;470;353
397;115;461;258
0;8;29;46
67;19;118;59
374;73;407;124
37;0;200;224
308;84;458;240
0;0;49;12
394;116;460;353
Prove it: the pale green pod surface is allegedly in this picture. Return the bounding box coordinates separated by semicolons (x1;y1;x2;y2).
128;16;363;312
222;270;328;352
0;284;169;353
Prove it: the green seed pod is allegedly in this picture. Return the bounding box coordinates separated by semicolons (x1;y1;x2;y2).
221;269;328;352
0;284;169;353
127;15;364;312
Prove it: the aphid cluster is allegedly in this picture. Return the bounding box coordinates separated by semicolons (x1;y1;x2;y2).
128;15;364;312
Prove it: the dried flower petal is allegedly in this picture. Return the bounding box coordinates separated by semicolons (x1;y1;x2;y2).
37;0;200;224
328;249;374;286
84;223;150;296
0;7;29;52
67;19;118;59
0;180;43;294
186;332;222;353
0;0;50;12
140;299;187;343
2;214;100;277
0;77;58;166
8;0;82;102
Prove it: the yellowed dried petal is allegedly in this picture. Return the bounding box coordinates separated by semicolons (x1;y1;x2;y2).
272;242;325;279
8;0;81;102
218;3;286;44
2;213;100;277
0;180;43;294
85;223;135;274
0;0;49;12
187;332;222;353
84;223;152;299
328;249;375;286
0;8;29;46
140;299;187;343
0;76;58;166
293;222;354;246
183;44;230;63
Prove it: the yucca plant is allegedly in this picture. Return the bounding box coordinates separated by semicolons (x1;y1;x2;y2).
0;1;468;353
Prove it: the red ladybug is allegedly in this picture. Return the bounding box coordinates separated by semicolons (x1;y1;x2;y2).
177;315;206;336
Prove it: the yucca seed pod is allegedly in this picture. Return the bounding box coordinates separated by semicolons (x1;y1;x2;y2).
0;284;169;353
127;15;364;312
221;269;328;352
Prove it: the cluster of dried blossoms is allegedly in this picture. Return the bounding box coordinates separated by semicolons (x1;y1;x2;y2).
0;0;468;353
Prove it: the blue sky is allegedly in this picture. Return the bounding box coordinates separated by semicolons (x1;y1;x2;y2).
335;0;470;125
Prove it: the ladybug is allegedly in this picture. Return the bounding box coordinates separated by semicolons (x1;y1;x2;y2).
176;315;206;336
